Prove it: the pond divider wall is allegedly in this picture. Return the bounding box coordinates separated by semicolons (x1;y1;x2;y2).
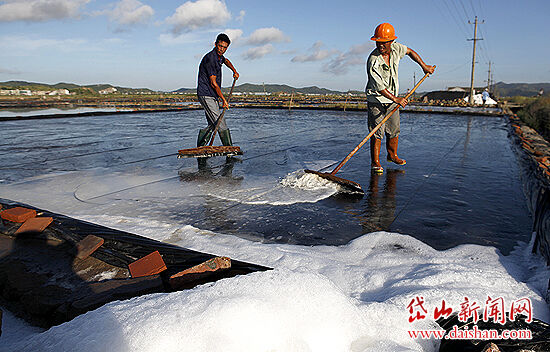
509;115;550;274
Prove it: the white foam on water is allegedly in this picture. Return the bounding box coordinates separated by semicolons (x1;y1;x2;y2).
0;166;338;212
280;170;339;191
206;171;338;205
1;162;549;351
2;212;549;352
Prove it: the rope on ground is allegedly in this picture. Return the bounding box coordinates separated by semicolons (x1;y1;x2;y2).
74;129;347;202
0;138;182;170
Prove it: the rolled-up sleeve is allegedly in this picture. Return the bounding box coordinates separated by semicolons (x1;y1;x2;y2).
394;42;407;59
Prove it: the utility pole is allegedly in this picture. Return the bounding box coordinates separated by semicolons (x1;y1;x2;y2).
467;16;483;105
486;61;492;92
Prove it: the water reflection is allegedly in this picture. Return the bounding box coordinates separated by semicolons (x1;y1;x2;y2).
178;157;243;182
461;116;472;167
360;169;405;233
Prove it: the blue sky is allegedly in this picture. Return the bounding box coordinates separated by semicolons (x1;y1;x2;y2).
0;0;549;93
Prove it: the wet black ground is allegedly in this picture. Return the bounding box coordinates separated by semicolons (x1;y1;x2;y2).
0;108;531;254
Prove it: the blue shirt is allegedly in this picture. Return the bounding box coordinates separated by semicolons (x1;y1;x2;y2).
197;49;225;97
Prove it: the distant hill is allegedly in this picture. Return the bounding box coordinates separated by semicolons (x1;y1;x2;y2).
1;80;344;95
492;82;549;97
0;81;155;94
173;83;345;95
5;80;547;98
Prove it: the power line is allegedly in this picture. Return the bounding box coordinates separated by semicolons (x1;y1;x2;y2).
468;0;477;17
476;0;487;24
438;0;470;38
477;25;493;63
434;62;470;77
458;0;471;21
454;0;492;66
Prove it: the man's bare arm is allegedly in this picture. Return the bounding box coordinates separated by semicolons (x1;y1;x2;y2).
224;58;239;80
406;48;435;75
379;88;408;108
209;75;228;109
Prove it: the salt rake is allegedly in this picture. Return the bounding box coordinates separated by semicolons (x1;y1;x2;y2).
178;78;243;158
305;70;434;194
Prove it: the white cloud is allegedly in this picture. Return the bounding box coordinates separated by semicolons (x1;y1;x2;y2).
101;0;154;26
158;32;200;46
322;42;373;75
0;0;89;22
291;41;337;63
246;27;289;45
235;9;244;23
243;43;273;60
103;37;124;45
224;28;242;44
166;0;230;34
1;35;86;51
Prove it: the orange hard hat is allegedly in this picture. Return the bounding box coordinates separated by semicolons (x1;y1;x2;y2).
371;23;397;42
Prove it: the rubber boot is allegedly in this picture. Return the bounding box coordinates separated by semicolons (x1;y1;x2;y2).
218;129;233;146
386;136;406;165
197;127;212;147
197;156;208;170
370;138;383;173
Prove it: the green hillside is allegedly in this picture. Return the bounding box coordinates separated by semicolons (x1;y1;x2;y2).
492;82;549;97
0;81;154;94
3;80;548;98
173;83;344;95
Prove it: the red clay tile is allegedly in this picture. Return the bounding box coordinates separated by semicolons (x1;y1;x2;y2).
1;207;37;223
169;257;231;289
172;257;231;278
536;156;550;166
76;235;105;260
128;251;167;278
15;217;53;234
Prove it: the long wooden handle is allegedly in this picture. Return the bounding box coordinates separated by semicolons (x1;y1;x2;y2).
330;68;434;175
208;78;237;146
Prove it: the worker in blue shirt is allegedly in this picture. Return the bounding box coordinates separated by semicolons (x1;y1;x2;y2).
196;33;239;147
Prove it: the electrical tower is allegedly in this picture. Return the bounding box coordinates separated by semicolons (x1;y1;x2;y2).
467;16;483;105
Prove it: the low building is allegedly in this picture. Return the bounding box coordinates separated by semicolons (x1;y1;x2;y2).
48;89;70;96
99;87;117;94
421;90;467;102
421;86;493;103
0;89;19;95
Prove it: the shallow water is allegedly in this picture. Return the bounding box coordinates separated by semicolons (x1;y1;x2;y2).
0;108;530;254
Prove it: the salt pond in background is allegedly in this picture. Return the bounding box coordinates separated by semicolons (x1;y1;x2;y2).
0;106;121;118
0;108;547;351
